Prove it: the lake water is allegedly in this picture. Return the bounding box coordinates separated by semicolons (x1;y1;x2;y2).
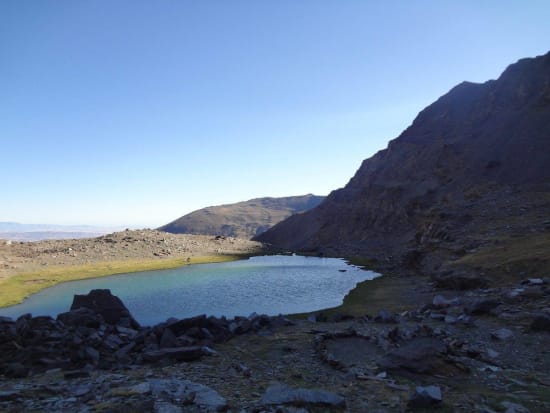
0;255;379;325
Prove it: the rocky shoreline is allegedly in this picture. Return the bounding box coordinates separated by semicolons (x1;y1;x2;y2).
1;269;549;412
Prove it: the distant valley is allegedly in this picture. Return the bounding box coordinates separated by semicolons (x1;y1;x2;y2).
0;222;128;242
159;194;324;239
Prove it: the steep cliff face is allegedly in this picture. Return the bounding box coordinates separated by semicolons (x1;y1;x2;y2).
159;194;324;239
256;52;550;270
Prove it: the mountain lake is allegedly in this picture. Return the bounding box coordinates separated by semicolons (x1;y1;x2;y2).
0;255;379;325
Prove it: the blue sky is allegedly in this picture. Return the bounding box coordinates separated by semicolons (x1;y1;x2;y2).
2;1;550;227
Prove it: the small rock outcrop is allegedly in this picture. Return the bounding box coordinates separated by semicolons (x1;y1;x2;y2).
70;289;140;329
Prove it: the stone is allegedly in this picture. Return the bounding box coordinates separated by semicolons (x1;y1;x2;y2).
166;315;208;336
4;362;29;378
159;328;178;348
142;346;204;363
85;346;100;362
444;315;457;324
154;401;182;413
487;348;500;359
408;385;442;408
491;328;514;341
378;337;448;375
530;314;550;332
466;298;500;315
116;325;138;338
0;391;20;402
261;383;346;408
64;370;91;379
57;307;104;328
375;309;398;324
70;289;140;328
501;401;531;413
149;379;228;412
433;273;489;290
432;295;459;308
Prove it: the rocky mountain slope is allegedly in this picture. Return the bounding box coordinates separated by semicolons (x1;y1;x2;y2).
257;51;550;279
159;194;324;239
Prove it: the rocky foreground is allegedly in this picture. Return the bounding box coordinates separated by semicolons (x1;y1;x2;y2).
1;273;549;412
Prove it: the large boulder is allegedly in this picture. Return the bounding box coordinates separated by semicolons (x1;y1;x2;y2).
378;337;450;375
70;289;140;329
261;383;346;408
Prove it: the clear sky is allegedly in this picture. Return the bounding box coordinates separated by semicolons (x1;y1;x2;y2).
2;1;549;227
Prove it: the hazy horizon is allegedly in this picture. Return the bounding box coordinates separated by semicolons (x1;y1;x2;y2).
2;1;550;227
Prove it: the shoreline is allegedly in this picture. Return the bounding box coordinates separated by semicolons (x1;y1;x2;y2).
0;254;250;309
0;253;381;321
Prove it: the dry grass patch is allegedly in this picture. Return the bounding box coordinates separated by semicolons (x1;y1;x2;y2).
0;255;242;308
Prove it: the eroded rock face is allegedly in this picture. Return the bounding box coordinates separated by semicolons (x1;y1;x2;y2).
256;51;550;274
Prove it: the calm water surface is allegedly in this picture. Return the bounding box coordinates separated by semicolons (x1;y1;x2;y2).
0;255;379;325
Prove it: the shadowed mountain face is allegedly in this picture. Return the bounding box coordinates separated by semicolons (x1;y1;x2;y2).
256;52;550;273
159;195;325;239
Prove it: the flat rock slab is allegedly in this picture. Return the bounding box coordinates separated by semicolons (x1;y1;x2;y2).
142;346;204;363
149;379;228;412
491;328;514;341
261;383;346;408
378;337;452;375
323;337;383;370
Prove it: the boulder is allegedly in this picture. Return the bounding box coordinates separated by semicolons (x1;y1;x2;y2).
408;385;442;409
261;383;346;408
57;307;104;328
491;328;514;341
466;298;500;315
530;315;550;332
375;309;398;324
70;289;140;329
432;295;458;308
149;379;228;412
378;337;449;375
142;346;205;363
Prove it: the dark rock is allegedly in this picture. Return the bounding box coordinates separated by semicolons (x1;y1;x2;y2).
378;337;449;375
64;370;91;379
149;378;228;411
432;295;458;308
261;383;346;408
159;328;178;348
4;362;29;378
433;273;489;290
84;346;100;363
57;307;104;328
166;314;208;336
142;346;204;363
466;298;500;315
491;328;514;341
530;315;550;332
70;289;140;329
375;309;398;324
0;391;20;402
116;325;138;338
408;385;442;409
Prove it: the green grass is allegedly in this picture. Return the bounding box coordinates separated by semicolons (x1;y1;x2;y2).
0;255;243;308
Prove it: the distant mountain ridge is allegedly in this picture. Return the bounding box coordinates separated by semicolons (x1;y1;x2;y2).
256;51;550;274
159;194;325;239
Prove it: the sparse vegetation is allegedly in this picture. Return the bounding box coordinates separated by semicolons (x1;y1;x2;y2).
0;255;242;308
